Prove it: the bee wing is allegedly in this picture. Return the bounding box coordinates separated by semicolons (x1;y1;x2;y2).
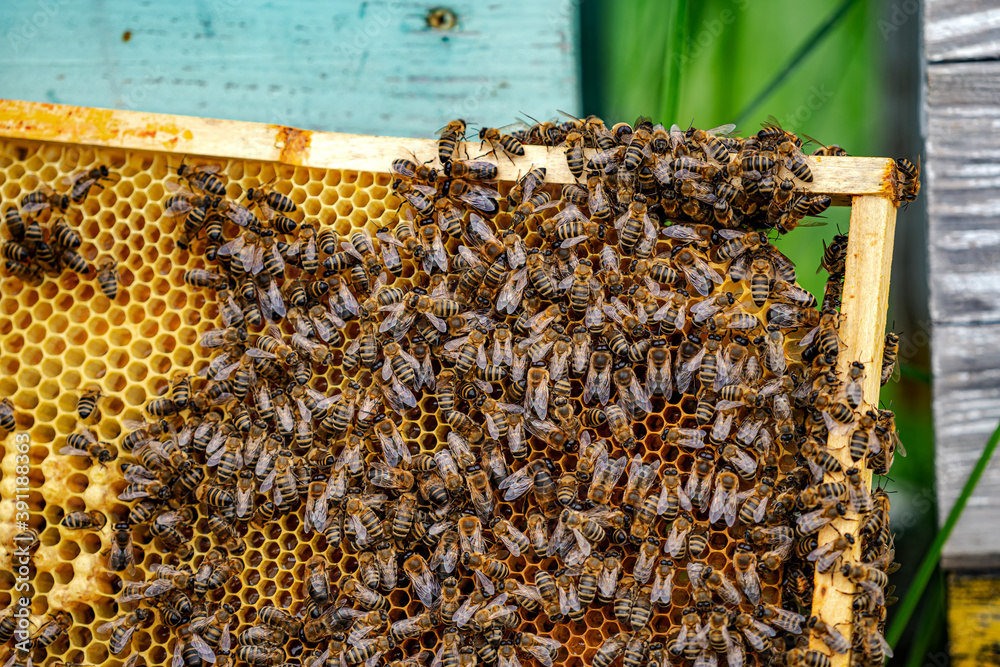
236;482;255;518
652;568;674;604
223;203;253;227
97;615;130;635
724;629;744;667
813;545;845;574
675;347;706;394
687;562;708;590
429;234;449;273
679;263;712;297
628;373;652;413
558;583;581;614
655;484;673;516
529;339;555;363
206;444;228;467
569;527;592;557
499;466;534;501
423;310;448;333
61;170;91;187
499;652;523;667
652;299;677;322
847;480;872;513
412;572;441;608
262;277;286;318
596;565;619;598
169;644;190;667
259;465;278;493
584;363;609;406
453;595;483;628
21;201;50;213
388;372;418;411
165;200;194;217
474;570;496;596
347;513;368;543
846;381;864;408
188;633;215;663
59;446;93;457
497;532;523;559
529;381;549;422
666;522;689;558
109;623;139;655
522;640;555;667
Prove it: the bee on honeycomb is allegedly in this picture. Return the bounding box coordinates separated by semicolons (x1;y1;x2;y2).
0;115;917;667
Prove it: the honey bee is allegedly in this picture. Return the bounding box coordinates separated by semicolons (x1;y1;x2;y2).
708;467;742;526
0;241;30;265
478;126;526;160
604;403;634;449
86;256;121;301
881;331;900;385
402;552;441;607
61;510;108;531
391;156;438;182
21;184;70;214
61;427;115;464
3;207;26;242
672;247;724;296
176;160;226;195
97;609;151;655
896;156;921;202
61;247;90;273
616;195;655;256
436;119;467;164
48;217;82;249
587;449;627;505
796;499;847;535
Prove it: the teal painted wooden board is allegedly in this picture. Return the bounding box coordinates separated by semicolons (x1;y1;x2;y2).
0;0;580;138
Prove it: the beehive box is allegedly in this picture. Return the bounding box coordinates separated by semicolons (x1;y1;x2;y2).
0;100;903;667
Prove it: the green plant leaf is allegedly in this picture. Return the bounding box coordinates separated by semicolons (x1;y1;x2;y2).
887;416;1000;649
735;0;860;126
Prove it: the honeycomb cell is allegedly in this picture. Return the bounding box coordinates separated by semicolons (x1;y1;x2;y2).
0;135;886;667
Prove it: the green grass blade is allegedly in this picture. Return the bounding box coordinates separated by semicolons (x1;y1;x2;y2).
903;574;942;667
886;416;1000;649
734;0;860;126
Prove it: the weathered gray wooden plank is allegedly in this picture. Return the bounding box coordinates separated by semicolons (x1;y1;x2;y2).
925;0;1000;62
0;0;580;137
928;59;1000;561
932;322;1000;563
927;62;1000;325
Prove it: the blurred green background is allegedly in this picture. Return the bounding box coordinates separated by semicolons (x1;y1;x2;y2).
581;0;934;662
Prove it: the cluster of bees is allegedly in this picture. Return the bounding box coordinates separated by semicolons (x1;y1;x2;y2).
0;114;917;667
0;167;121;298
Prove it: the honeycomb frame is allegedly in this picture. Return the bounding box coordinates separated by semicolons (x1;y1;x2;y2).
0;100;901;667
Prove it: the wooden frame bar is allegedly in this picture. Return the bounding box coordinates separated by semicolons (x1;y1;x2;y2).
0;99;901;666
0;100;896;206
808;196;898;665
